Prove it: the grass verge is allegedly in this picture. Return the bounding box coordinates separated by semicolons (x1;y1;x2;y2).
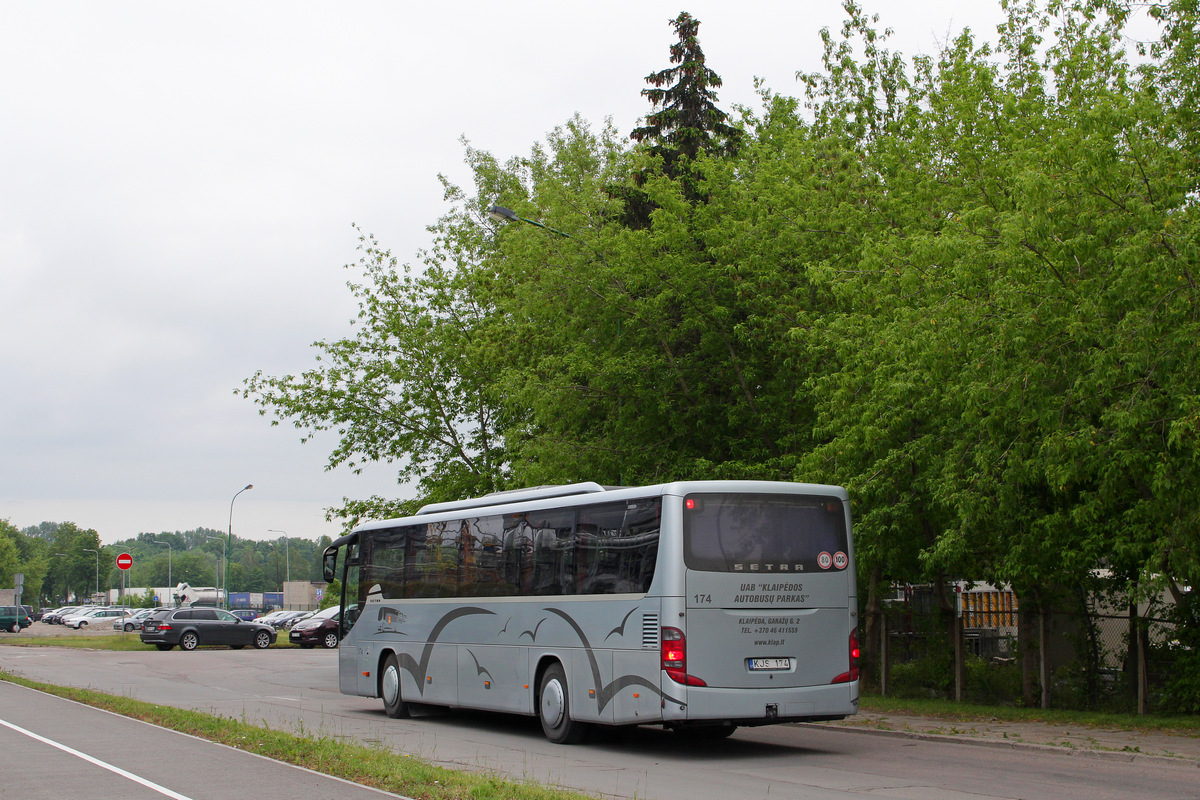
0;670;595;800
1;633;300;650
858;694;1200;734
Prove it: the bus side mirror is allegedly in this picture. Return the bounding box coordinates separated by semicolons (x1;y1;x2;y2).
322;550;338;582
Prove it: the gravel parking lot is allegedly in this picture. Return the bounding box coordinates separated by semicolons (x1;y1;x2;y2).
5;620;135;638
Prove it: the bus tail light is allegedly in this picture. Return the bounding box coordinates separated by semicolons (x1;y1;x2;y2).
832;626;860;684
661;627;707;686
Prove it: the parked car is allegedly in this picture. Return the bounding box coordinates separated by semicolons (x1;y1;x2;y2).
288;605;347;649
230;609;259;621
22;605;42;622
0;605;33;633
63;607;132;629
256;610;290;627
140;607;276;651
267;610;311;630
112;608;159;632
44;606;89;624
55;605;101;624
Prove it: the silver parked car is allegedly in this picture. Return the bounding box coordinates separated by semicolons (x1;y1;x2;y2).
63;607;131;629
112;608;160;632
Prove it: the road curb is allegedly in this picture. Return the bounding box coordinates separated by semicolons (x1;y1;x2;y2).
804;722;1200;767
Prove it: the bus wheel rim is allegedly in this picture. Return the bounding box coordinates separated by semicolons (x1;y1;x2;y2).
542;679;565;727
382;665;399;706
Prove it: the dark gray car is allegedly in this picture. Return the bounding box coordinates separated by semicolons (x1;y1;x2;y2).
140;607;276;651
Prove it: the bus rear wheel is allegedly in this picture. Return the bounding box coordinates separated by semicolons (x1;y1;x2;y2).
539;663;588;744
381;653;411;718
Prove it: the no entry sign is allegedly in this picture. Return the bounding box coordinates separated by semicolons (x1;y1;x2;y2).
116;552;133;571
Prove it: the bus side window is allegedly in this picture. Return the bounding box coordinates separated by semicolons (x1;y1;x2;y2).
528;509;575;595
638;543;658;592
576;499;661;595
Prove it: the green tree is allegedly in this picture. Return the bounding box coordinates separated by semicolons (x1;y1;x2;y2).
242;221;506;526
319;578;342;610
630;11;741;170
0;521;19;588
41;523;103;602
791;0;1200;699
618;12;741;227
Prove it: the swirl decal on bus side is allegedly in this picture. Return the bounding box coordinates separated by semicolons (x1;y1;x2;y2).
391;606;495;695
385;604;682;709
544;607;679;711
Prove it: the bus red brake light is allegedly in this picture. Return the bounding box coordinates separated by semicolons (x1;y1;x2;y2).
662;627;684;667
849;626;860;680
832;626;860;684
661;627;707;686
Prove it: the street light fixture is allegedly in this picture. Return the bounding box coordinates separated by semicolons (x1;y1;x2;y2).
484;203;604;268
82;548;100;599
488;205;571;238
151;539;172;592
227;484;253;609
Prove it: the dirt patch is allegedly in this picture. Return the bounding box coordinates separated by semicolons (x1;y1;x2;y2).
4;620;130;638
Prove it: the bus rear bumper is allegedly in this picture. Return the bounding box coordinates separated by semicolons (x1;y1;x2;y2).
663;681;859;724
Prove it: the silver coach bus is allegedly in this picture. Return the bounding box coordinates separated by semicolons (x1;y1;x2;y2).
322;480;859;743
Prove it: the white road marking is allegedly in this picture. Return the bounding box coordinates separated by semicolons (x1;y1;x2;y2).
0;717;195;800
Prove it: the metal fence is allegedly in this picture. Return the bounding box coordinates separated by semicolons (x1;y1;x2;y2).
866;585;1192;713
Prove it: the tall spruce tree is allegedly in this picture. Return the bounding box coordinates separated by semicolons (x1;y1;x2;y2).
617;12;741;226
631;11;741;167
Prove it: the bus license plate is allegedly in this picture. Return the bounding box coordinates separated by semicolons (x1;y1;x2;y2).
748;657;791;671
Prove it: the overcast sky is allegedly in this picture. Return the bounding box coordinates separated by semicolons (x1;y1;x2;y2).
1;1;1012;546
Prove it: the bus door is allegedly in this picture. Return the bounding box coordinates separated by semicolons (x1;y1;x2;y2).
323;536;365;695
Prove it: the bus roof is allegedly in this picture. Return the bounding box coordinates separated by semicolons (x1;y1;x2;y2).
342;480;849;540
415;482;610;515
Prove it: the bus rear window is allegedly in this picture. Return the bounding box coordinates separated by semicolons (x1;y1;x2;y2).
682;493;848;573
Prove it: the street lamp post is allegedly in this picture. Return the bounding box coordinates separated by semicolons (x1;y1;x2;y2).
54;553;72;602
204;536;226;606
227;484;253;609
82;548;99;600
151;539;172;594
267;529;290;586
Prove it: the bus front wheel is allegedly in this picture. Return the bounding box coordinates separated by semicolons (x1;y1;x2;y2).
381;653;411;719
539;663;587;744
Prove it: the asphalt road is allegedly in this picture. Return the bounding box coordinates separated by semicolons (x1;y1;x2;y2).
0;678;406;800
2;638;1199;800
